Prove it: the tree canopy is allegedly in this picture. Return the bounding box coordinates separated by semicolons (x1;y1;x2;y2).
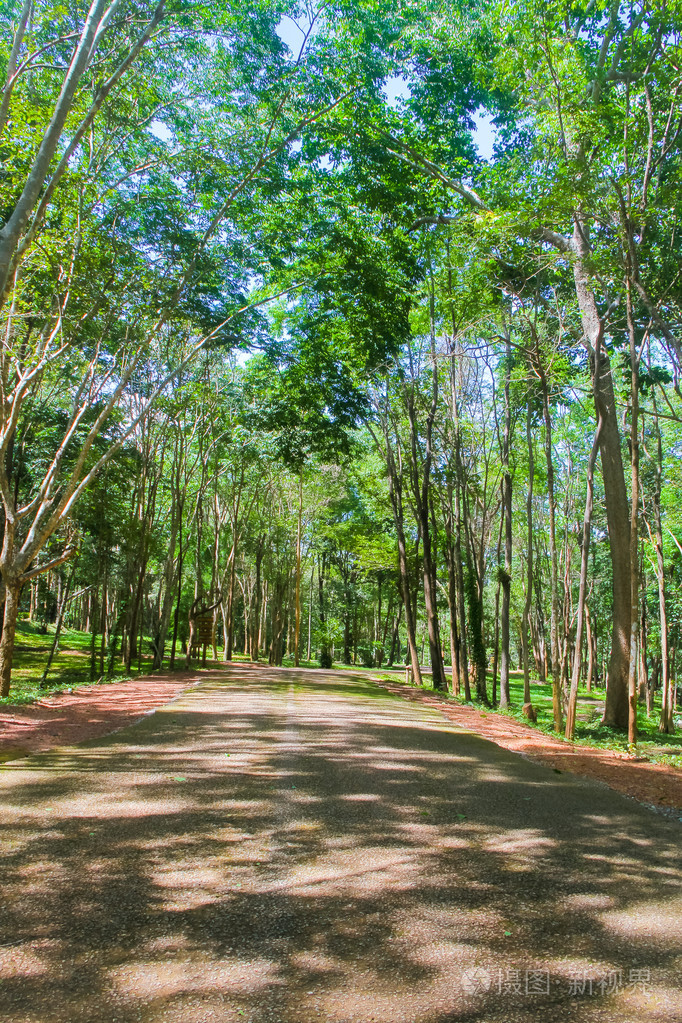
1;0;681;745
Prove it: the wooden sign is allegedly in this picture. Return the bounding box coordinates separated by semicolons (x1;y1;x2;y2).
196;616;214;644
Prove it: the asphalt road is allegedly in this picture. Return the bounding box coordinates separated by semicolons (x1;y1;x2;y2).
0;665;680;1023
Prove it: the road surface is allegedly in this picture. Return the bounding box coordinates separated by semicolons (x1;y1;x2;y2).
0;665;680;1022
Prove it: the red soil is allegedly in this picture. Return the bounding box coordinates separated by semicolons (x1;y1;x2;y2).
0;672;204;761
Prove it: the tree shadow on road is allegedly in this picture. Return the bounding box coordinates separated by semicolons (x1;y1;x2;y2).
0;664;680;1023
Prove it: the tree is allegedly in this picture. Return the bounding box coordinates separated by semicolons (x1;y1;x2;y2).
0;0;365;692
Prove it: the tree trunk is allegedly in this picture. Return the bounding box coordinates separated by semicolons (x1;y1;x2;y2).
521;403;534;712
626;274;639;744
306;564;314;662
0;582;20;697
251;538;264;660
388;593;403;667
387;451;422;686
638;598;648;709
294;471;302;666
421;501;446;690
318;552;330;666
169;539;183;670
499;334;513;708
539;367;560;686
152;518;179;670
572;226;631;727
408;303;447;692
464;505;488;703
566;423;601;739
444;504;461;694
342;564;353;664
585;602;594;693
225;552;237;660
491;499;503;709
650;394;675;732
41;560;78;686
269;577;286;666
90;587;99;681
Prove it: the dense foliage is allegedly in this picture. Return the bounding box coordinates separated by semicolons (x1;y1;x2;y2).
1;0;681;742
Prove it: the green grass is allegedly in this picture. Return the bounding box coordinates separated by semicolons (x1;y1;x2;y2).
367;666;682;770
499;671;682;769
0;618;157;706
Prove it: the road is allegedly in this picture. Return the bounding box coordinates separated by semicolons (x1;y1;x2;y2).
0;665;680;1023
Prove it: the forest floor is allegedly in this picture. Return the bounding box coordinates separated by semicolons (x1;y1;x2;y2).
0;664;680;1023
0;619;157;705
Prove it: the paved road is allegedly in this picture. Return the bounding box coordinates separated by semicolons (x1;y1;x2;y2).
0;666;680;1023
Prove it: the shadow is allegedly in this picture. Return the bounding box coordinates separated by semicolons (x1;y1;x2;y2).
0;663;680;1023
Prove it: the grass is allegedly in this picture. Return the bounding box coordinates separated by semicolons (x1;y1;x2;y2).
0;618;157;706
367;665;682;770
2;625;305;705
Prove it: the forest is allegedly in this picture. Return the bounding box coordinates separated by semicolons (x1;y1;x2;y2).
2;0;682;748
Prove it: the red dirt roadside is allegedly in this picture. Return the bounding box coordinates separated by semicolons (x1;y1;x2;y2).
0;671;205;761
374;678;682;815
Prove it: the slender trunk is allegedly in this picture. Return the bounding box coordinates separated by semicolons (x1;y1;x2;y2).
41;561;78;685
638;598;648;709
318;552;331;666
90;587;99;681
125;558;148;673
499;335;513;708
342;565;353;664
152;518;179;670
626;275;639;745
539;370;560;684
585;602;594;693
295;472;302;666
464;503;488;703
169;540;183;669
388;454;422;686
252;538;264;660
566;423;601;739
388;593;403;667
409;302;447;691
400;557;422;685
521;404;534;711
375;572;383;665
220;600;229;660
243;581;251;657
650;394;675;733
491;488;504;709
259;585;267;658
444;504;460;694
269;577;286;666
380;585;393;660
99;567;108;676
421;502;446;690
225;551;237;660
540;367;562;731
306;564;314;662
